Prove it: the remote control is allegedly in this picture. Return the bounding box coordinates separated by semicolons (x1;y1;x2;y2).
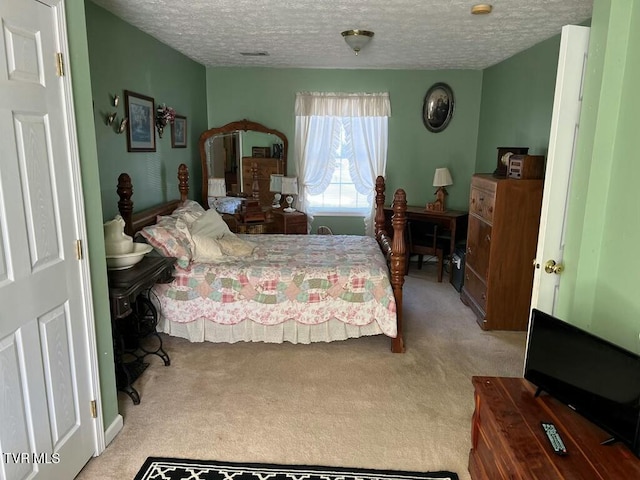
541;422;568;456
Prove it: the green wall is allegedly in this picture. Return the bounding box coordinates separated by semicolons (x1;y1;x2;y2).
476;35;562;172
72;0;208;437
66;1;118;435
559;0;640;352
205;68;483;234
85;1;208;220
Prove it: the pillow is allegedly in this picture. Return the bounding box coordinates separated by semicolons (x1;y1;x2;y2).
217;234;256;257
173;199;205;216
138;224;192;268
190;209;231;238
189;209;230;262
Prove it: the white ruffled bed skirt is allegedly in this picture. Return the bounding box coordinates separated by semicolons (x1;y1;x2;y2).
157;314;387;344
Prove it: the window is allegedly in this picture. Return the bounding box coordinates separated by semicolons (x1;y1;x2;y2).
306;119;370;215
294;92;390;234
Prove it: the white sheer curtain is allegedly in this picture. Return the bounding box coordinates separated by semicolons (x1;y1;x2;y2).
294;92;391;235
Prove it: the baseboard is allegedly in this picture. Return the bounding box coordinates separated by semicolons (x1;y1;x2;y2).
104;414;123;447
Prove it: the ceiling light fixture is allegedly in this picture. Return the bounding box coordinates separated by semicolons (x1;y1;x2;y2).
341;29;374;55
471;4;492;15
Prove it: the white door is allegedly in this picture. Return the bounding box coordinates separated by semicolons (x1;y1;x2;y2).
0;1;98;479
530;25;590;315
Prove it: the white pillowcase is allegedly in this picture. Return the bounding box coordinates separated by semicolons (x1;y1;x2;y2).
189;209;230;262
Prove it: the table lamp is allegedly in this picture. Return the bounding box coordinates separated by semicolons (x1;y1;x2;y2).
208;177;227;198
427;167;452;212
280;177;299;213
270;174;283;208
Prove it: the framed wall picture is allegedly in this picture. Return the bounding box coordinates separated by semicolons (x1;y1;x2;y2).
124;90;156;152
171;115;187;148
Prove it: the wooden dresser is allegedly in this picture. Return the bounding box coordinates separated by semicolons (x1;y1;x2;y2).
470;376;640;479
241;156;284;207
271;209;307;234
461;174;543;330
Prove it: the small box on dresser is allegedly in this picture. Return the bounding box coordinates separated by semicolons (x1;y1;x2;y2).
271;209;307;234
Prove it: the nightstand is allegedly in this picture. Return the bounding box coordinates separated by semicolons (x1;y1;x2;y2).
271;210;308;234
107;255;175;404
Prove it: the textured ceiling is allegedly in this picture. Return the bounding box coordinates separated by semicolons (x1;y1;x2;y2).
90;0;593;70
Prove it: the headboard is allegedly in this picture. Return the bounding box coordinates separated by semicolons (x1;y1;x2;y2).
117;163;190;236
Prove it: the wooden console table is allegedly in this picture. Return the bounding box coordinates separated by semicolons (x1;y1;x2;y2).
384;206;468;281
470;376;640;479
107;255;175;404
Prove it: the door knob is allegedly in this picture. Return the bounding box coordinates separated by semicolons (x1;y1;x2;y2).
544;259;564;274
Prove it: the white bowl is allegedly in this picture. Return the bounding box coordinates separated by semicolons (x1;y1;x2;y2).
106;243;153;270
105;237;134;255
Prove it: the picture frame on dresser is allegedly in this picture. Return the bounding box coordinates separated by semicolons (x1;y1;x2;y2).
252;146;271;158
494;146;529;177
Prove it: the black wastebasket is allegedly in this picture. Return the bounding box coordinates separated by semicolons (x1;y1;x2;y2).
450;245;466;292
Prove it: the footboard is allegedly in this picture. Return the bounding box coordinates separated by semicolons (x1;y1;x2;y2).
374;176;407;353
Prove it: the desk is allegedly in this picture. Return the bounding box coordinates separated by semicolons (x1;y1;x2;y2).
108;255;175;404
384;206;468;281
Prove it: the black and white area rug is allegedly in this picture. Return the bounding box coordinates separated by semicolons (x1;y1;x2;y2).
133;458;459;480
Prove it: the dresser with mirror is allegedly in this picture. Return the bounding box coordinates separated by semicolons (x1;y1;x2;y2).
199;119;288;207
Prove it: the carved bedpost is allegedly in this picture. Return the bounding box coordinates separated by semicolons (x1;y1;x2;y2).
374;176;386;238
251;162;260;201
178;163;189;202
390;188;407;353
117;173;134;237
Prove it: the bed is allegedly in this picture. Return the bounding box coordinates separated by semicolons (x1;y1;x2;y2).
116;164;408;352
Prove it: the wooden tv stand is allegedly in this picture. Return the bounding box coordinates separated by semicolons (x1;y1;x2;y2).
469;376;640;479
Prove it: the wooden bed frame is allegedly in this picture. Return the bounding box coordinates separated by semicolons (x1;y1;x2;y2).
116;163;408;353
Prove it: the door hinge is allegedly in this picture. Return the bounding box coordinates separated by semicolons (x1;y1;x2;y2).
75;239;83;260
56;52;64;77
90;400;97;419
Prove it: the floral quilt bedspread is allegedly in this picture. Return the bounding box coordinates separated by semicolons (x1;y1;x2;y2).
153;234;398;337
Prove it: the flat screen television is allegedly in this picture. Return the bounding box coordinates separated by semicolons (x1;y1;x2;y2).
524;308;640;457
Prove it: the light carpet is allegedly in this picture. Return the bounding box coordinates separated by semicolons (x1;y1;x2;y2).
76;264;527;480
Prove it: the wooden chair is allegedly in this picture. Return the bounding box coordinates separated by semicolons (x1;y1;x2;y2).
407;221;444;282
316;226;333;235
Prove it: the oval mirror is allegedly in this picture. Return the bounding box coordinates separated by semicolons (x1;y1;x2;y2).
422;83;454;133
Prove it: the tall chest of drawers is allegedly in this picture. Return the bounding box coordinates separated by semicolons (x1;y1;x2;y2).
461;174;543;330
241;157;284;207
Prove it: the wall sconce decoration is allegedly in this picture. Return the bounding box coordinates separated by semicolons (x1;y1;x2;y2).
106;93;122;130
155;103;176;138
106;112;117;125
426;167;453;212
117;117;128;134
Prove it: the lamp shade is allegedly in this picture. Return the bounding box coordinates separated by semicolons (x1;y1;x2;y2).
208;177;227;197
270;174;283;193
433;168;453;187
280;177;299;195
